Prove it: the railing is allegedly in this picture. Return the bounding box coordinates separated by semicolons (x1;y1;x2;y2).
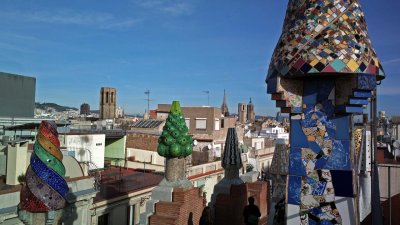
64;147;101;190
377;163;400;225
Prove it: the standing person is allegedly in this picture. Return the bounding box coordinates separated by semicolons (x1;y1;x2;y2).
188;212;194;225
199;206;213;225
243;197;261;225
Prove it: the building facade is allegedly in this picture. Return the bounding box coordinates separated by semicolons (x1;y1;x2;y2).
0;72;36;118
80;103;91;115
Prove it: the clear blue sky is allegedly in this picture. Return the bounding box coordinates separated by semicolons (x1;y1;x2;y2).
0;0;399;116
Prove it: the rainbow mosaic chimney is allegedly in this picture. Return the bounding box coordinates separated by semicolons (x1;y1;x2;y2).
266;0;385;224
19;121;68;212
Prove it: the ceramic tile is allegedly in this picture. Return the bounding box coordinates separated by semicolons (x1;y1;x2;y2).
349;98;369;106
357;74;376;90
317;80;335;102
291;119;309;148
324;140;351;170
267;76;278;94
353;91;372;98
330;170;354;197
289;147;307;176
331;116;350;140
288;175;302;205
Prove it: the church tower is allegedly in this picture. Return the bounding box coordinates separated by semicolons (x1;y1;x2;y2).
221;89;229;117
100;87;116;120
247;98;255;123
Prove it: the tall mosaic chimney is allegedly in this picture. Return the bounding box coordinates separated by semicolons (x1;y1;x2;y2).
266;0;385;224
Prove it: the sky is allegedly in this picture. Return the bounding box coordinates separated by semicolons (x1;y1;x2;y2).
0;0;399;116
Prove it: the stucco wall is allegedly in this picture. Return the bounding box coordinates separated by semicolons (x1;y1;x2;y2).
59;134;106;169
105;136;126;159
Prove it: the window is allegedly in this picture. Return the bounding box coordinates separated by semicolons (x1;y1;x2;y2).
111;92;114;103
98;213;109;225
214;119;220;131
195;118;207;129
127;205;135;225
106;92;109;103
185;118;190;129
221;119;225;128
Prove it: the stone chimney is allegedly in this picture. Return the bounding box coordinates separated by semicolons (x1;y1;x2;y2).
6;141;28;185
210;128;270;225
140;101;204;225
210;128;246;225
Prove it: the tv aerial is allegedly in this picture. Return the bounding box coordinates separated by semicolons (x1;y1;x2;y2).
144;90;153;113
203;90;210;106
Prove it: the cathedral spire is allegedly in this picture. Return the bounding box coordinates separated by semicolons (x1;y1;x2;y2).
221;89;229;117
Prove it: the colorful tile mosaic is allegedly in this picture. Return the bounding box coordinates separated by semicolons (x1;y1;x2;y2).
299;109;343;224
19;121;68;212
354;128;363;158
267;0;385;81
288;99;351;224
266;1;385;224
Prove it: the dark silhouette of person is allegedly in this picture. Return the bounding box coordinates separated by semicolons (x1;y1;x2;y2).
188;212;194;225
199;206;213;225
243;197;261;225
273;198;285;225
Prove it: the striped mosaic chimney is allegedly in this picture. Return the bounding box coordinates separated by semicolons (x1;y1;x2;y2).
19;121;68;212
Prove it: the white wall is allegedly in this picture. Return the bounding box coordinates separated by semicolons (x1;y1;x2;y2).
249;137;264;150
212;143;222;157
60;134;106;169
190;161;223;204
193;174;220;204
127;148;165;166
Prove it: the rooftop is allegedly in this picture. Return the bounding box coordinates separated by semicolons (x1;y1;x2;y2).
94;167;163;203
131;119;164;129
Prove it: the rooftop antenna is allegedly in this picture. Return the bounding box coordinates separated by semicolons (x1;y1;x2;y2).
144;90;152;113
203;90;210;106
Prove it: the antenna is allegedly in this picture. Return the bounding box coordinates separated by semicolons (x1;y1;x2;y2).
203;90;210;106
144;90;151;113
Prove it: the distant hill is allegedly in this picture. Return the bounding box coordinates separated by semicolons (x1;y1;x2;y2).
35;102;78;112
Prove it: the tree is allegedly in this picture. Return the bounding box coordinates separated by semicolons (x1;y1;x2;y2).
158;101;193;158
246;164;254;173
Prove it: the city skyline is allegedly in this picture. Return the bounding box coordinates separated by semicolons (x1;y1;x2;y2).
1;0;400;116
